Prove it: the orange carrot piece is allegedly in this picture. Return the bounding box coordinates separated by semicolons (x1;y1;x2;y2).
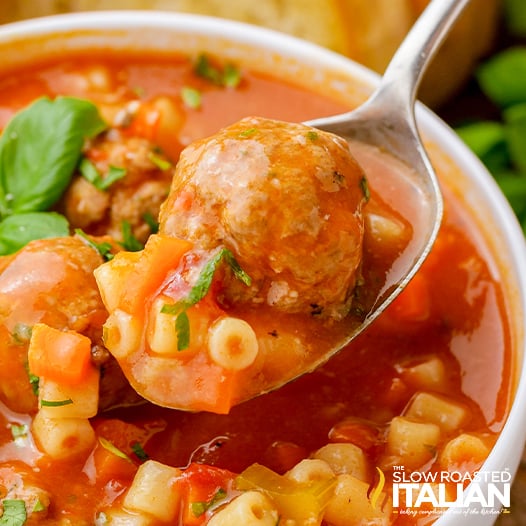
119;234;192;316
387;272;431;323
28;323;93;386
93;438;138;482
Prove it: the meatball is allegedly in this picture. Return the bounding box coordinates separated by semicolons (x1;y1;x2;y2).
159;117;367;319
61;130;173;243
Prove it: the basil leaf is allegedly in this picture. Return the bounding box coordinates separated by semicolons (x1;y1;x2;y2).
477;48;526;108
0;499;27;526
0;96;107;217
504;103;526;172
455;121;510;174
0;212;69;255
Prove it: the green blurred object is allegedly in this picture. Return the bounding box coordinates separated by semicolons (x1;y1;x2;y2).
504;0;526;36
477;48;526;108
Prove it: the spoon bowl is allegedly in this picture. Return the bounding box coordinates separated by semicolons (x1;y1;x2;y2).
305;0;469;347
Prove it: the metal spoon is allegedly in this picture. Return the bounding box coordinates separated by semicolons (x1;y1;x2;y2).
304;0;469;341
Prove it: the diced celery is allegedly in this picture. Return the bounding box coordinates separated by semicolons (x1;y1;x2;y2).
235;463;336;524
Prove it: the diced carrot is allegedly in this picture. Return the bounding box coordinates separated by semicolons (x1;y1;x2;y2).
119;234;192;316
28;323;94;386
178;463;236;526
385;272;431;323
92;438;138;482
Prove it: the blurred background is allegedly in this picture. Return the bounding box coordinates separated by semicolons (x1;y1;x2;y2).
1;1;526;523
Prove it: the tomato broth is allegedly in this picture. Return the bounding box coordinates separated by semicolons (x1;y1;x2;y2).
0;51;514;525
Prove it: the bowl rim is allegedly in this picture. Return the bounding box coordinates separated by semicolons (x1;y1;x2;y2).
1;10;526;524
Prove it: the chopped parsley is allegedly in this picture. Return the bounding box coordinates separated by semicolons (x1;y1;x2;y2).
191;488;227;517
194;54;242;88
181;86;202;109
131;442;149;462
0;499;27;526
10;424;28;441
118;221;144;252
306;130;319;141
75;228;114;261
98;437;132;462
79;157;127;191
162;248;251;350
360;176;370;202
239;128;258;138
147;151;172;171
40;398;73;407
142;211;159;234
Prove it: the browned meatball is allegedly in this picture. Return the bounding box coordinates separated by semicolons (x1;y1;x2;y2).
0;237;141;413
159;116;367;319
61;130;173;243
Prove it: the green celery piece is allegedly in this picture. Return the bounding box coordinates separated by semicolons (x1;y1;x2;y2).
0;211;69;255
455;121;509;173
504;0;526;37
503;103;526;171
477;47;526;108
236;463;336;523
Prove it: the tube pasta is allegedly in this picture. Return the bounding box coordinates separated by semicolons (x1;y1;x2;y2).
208;317;259;370
285;459;335;484
123;460;182;522
404;392;469;433
148;297;178;355
32;412;95;460
207;491;279;526
439;433;491;470
103;309;142;359
95;509;153;526
38;373;99;419
312;443;369;481
324;474;392;526
385;416;441;469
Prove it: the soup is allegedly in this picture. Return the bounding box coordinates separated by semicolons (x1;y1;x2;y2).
0;50;513;525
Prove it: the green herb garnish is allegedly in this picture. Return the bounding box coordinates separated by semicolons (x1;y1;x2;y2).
0;96;106;255
147;151;172;171
10;424;28;441
306;130;319;141
79;157;126;190
0;499;27;526
360;176;370;202
40;398;73;407
98;437;133;462
75;229;114;261
191;488;227;517
119;221;144;252
142;211;159;234
131;442;149;462
161;248;251;350
194;54;242;88
181;86;202;109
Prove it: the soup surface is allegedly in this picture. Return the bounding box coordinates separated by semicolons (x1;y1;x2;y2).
0;51;514;525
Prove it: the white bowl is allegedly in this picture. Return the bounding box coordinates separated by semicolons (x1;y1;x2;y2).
1;11;525;525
